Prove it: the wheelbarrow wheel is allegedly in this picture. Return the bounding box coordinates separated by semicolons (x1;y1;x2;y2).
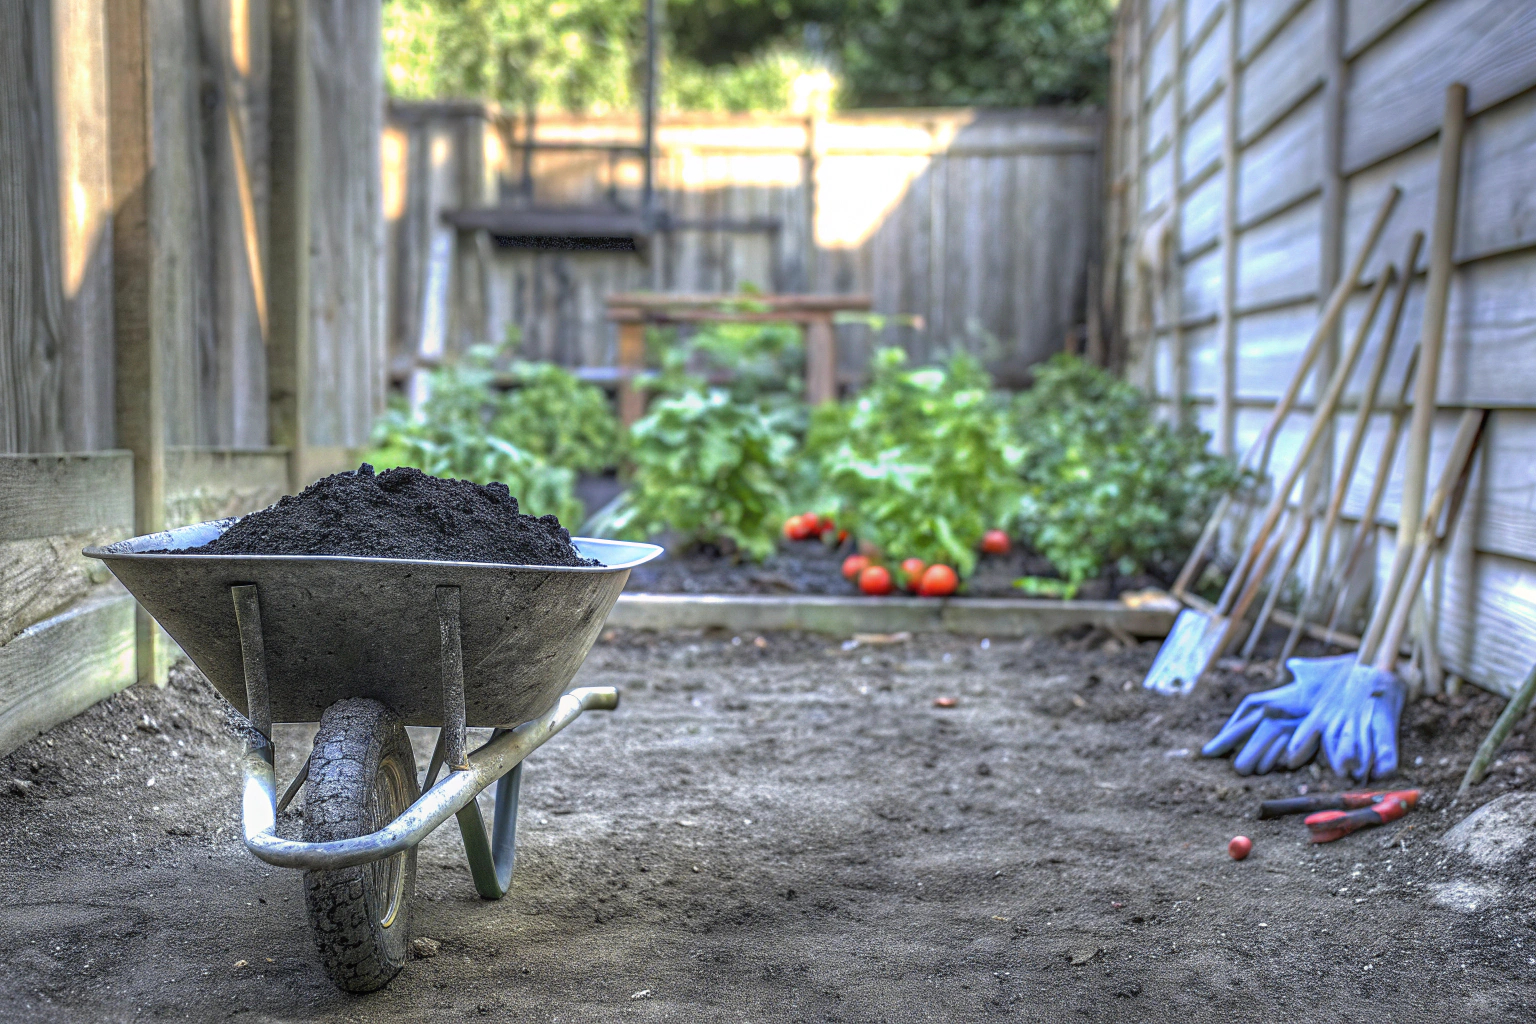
302;698;420;993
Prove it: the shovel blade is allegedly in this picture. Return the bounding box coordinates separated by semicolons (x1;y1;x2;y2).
1143;608;1233;695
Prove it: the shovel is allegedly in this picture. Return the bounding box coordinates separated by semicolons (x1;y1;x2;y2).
1143;253;1395;694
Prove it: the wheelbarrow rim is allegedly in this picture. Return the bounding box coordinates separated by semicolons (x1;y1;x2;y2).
86;521;663;574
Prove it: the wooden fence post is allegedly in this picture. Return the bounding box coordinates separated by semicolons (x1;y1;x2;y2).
805;314;837;405
268;0;311;493
617;321;646;427
107;0;166;687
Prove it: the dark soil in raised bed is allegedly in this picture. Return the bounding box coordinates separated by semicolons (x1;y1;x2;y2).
2;632;1532;1021
175;465;597;567
624;537;1167;599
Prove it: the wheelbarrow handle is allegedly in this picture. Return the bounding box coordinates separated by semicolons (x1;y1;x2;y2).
240;686;619;871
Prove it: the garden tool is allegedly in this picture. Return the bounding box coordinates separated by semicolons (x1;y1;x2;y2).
1283;408;1486;780
1258;788;1421;819
1166;186;1402;612
1306;789;1420;843
1237;260;1403;660
1459;661;1536;794
1317;344;1420;648
1275;85;1471;776
1142;221;1398;696
1260;233;1423;667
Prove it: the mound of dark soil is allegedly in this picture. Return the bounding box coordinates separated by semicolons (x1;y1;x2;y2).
178;464;600;566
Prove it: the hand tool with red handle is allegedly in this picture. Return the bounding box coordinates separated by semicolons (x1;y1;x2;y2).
1304;790;1420;843
1257;789;1419;820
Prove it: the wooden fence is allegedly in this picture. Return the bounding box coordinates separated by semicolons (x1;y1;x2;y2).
384;105;1102;390
1103;0;1536;696
0;1;385;758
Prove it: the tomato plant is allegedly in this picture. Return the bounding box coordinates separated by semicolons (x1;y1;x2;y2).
807;348;1022;577
365;345;583;524
1011;354;1244;593
611;389;799;561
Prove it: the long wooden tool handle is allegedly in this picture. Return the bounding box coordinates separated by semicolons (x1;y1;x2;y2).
1359;84;1468;659
1323;344;1420;639
1276;234;1423;666
1318;234;1423;566
1371;408;1486;671
1171;186;1401;598
1214;264;1395;616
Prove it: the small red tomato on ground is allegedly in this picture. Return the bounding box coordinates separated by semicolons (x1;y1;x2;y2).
859;565;895;596
981;529;1011;556
918;563;959;597
836;529;849;544
1228;836;1253;861
900;558;927;590
800;512;822;534
842;554;871;580
783;515;812;541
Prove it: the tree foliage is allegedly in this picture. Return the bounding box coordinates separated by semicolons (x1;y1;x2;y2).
383;0;1114;112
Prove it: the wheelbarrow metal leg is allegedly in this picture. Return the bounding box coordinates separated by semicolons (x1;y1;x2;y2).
436;585;469;772
231;585;272;741
241;686;619;870
456;755;522;899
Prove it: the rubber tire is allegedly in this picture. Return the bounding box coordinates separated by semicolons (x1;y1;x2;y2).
302;698;420;993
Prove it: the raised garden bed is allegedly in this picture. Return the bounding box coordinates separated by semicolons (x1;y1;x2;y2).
615;539;1181;638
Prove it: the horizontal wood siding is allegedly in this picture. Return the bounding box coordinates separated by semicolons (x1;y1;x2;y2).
1108;0;1536;696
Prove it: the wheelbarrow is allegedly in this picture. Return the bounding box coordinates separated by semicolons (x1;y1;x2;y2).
86;519;661;992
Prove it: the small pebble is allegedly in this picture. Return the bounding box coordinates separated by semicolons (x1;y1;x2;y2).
934;696;958;708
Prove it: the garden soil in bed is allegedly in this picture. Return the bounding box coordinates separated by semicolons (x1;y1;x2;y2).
177;464;597;566
3;631;1534;1021
625;537;1165;599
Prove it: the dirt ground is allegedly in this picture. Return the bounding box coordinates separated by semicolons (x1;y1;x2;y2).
3;628;1535;1023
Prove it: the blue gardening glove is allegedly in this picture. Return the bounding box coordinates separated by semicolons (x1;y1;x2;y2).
1285;662;1406;781
1202;655;1351;775
1324;666;1405;782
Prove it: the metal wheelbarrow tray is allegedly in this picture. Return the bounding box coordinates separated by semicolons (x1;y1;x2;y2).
88;519;662;992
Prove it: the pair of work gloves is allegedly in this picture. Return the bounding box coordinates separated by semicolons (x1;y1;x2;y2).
1201;654;1406;781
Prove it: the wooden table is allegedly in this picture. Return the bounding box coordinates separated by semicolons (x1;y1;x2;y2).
604;293;873;425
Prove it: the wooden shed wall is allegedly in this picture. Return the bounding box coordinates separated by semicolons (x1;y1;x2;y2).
1105;0;1536;696
0;0;385;757
384;106;1102;389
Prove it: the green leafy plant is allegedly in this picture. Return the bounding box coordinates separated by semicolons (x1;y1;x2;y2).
1011;354;1244;594
365;347;586;525
491;360;621;473
809;348;1022;577
612;389;799;560
647;317;805;409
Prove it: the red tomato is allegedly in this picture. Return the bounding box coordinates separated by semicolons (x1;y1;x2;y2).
1228;836;1253;861
858;565;894;596
900;558;927;591
836;530;849;544
800;512;821;534
782;515;812;541
918;563;958;597
981;529;1012;556
818;514;835;532
842;554;871;580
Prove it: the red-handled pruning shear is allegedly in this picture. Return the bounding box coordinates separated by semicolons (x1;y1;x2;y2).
1303;790;1419;843
1257;789;1415;819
